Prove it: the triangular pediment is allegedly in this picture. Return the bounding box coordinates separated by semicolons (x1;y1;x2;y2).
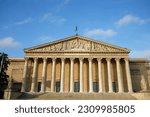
24;35;130;53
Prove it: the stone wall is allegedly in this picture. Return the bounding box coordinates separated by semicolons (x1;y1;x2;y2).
129;58;150;92
7;58;24;82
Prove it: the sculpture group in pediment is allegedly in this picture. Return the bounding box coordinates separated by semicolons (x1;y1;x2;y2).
31;38;122;52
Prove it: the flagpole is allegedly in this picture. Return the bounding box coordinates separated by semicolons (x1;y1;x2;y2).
75;26;78;35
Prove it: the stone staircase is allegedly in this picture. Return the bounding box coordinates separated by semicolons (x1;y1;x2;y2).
17;92;148;100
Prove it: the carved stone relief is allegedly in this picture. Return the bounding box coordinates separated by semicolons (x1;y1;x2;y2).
30;38;123;52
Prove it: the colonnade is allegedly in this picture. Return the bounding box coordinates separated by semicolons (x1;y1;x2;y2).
21;57;133;93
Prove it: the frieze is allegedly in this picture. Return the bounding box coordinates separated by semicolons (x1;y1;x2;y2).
29;39;124;52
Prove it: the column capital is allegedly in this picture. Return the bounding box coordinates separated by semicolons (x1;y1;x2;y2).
115;57;121;61
70;58;75;61
88;57;93;62
52;57;56;62
34;57;38;61
106;58;111;62
79;58;84;62
61;58;66;61
124;58;129;62
43;57;47;61
97;58;102;61
24;57;29;61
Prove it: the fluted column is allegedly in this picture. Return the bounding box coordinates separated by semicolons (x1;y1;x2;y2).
51;58;56;92
60;58;65;92
124;58;133;93
79;58;83;93
88;58;93;93
30;58;38;92
70;58;74;92
106;58;113;93
40;58;47;93
115;58;124;93
21;57;29;92
97;58;103;93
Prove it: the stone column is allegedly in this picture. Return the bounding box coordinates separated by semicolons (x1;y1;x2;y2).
40;58;47;93
97;58;103;93
106;58;113;93
30;58;38;92
51;58;56;92
70;58;74;92
21;57;29;92
115;58;124;93
60;58;65;92
124;58;133;93
88;58;93;93
79;58;83;93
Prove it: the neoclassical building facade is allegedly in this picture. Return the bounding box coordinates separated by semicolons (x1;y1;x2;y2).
7;35;150;95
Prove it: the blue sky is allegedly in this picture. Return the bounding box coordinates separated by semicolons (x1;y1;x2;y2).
0;0;150;58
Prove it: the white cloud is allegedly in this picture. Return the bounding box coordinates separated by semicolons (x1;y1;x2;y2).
41;13;66;24
130;50;150;59
0;37;20;48
15;17;33;25
116;14;146;27
84;28;117;37
56;0;71;12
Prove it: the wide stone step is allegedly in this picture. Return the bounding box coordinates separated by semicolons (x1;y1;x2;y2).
17;92;141;100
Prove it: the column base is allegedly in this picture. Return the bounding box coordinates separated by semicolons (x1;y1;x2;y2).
80;90;83;93
40;90;45;93
98;91;104;93
99;89;105;93
70;91;74;93
89;90;93;93
128;91;133;93
70;88;74;93
60;90;64;93
21;89;25;92
30;91;36;93
50;91;55;93
128;89;133;93
108;91;114;93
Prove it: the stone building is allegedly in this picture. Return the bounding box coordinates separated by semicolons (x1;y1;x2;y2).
6;35;150;97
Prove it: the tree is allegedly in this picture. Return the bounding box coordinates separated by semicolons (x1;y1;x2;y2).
0;52;9;99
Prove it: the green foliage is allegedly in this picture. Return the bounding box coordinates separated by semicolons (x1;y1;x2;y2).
0;52;9;91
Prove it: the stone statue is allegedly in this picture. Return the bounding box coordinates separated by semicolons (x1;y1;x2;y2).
8;78;13;90
141;75;148;91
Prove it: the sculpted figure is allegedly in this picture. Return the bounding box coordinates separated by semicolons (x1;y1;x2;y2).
141;75;148;91
8;78;13;90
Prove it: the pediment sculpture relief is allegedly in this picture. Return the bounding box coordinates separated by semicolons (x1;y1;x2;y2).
28;38;125;52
